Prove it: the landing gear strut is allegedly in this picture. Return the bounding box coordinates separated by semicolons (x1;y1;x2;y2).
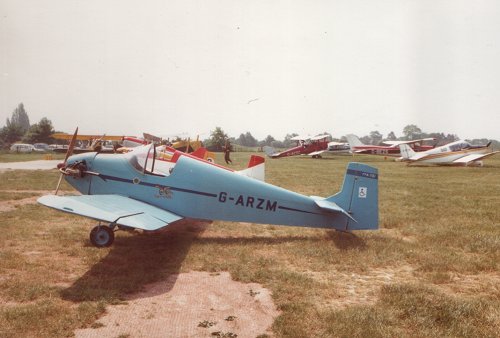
89;224;115;247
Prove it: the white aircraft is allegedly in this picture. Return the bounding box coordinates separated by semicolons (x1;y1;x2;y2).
398;140;499;166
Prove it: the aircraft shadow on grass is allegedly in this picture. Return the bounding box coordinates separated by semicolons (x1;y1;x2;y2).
60;222;366;303
195;230;367;251
60;220;209;303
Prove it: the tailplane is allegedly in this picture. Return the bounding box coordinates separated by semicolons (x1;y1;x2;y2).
323;162;378;230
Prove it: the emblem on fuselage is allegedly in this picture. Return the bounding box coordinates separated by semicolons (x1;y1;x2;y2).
156;186;173;198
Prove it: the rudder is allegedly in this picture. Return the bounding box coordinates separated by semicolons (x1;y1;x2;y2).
326;162;378;230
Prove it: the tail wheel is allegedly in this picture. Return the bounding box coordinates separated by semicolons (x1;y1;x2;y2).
89;225;115;247
206;157;214;163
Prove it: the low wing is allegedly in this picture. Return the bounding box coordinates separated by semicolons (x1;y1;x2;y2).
384;138;436;147
308;150;325;156
452;151;500;164
38;195;183;231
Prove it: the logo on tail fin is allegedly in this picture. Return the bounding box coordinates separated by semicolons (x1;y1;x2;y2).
358;187;367;198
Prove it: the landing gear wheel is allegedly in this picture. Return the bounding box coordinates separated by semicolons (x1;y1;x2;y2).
89;225;115;247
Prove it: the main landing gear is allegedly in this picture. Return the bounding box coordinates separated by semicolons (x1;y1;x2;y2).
89;224;115;247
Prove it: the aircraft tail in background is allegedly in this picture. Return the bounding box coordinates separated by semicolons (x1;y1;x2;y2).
345;134;365;152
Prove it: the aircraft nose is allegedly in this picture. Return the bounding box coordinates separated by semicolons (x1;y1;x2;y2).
57;162;65;169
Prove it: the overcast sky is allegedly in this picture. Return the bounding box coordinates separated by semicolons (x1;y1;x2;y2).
1;0;499;141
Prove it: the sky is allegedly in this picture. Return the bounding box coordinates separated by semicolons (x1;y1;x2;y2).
1;0;500;141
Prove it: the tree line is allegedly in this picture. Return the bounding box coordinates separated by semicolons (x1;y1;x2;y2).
1;103;497;150
0;103;56;148
204;125;499;151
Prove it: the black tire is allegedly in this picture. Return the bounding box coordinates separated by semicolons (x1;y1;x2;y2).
89;225;115;247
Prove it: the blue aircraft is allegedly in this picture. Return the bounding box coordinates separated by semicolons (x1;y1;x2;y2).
38;131;379;247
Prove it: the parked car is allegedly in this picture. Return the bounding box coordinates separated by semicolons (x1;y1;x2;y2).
33;143;50;152
10;143;34;153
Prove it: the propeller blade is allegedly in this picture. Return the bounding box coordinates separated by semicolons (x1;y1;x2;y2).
55;173;64;195
55;127;78;195
64;127;79;164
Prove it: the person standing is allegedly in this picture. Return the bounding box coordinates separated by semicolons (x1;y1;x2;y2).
223;140;233;164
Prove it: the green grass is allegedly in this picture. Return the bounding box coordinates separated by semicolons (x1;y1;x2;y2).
0;151;65;163
0;152;499;337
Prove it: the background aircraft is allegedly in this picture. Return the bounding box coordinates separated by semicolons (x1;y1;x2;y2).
399;140;499;166
263;135;331;159
346;134;436;157
38;131;378;247
51;133;132;153
123;133;216;163
308;141;351;158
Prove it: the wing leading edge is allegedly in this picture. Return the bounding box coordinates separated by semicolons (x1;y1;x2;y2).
37;195;183;231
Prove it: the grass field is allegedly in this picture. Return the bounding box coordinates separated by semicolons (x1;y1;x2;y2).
0;151;66;163
0;152;499;337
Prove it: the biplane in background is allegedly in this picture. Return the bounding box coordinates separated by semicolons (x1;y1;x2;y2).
51;133;132;153
399;140;499;166
122;133;216;163
38;129;379;247
346;134;437;157
263;134;331;159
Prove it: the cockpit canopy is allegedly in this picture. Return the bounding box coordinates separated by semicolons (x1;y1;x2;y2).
448;141;471;152
125;144;176;176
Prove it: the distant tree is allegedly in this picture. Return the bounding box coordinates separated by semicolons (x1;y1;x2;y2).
263;135;275;146
369;130;383;145
0;123;23;146
236;133;246;146
402;124;422;140
206;127;228;151
22;117;55;144
236;131;257;147
444;133;459;144
283;133;299;147
8;103;30;134
271;140;285;148
360;135;371;145
386;131;397;140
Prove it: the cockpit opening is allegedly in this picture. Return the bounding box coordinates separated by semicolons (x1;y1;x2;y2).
125;144;176;176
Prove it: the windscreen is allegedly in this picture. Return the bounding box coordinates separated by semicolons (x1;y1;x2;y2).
125;144;175;175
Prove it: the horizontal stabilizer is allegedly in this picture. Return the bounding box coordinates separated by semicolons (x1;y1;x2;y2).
38;194;183;231
314;199;357;222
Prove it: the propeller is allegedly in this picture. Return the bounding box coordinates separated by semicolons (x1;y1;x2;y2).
55;127;78;195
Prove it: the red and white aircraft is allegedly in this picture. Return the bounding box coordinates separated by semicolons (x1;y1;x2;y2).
263;135;330;159
346;134;436;157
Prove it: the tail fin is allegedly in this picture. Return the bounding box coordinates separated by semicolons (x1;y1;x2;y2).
398;144;416;159
345;134;364;152
326;162;378;230
262;146;276;157
190;147;207;159
237;155;265;181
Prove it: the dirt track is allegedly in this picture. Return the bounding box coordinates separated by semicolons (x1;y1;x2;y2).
74;271;279;338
